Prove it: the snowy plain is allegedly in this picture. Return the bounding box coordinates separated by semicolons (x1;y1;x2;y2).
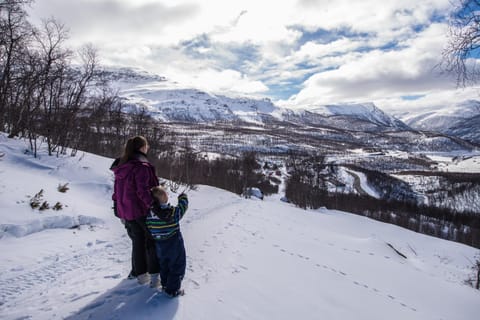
0;133;479;320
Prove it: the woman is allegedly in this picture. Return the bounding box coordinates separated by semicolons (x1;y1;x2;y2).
112;136;160;286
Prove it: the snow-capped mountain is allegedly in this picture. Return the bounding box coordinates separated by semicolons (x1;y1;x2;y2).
307;103;406;127
98;67;167;83
96;68;480;153
91;67;480;155
122;87;278;124
106;68;408;131
102;67;279;124
397;100;480;143
283;103;410;132
447;114;480;143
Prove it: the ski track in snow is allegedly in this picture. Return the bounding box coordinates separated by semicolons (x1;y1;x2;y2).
0;236;131;318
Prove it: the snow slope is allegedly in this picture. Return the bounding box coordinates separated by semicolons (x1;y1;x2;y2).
393;100;480;143
109;71;279;124
397;100;480;132
0;133;479;320
306;103;405;128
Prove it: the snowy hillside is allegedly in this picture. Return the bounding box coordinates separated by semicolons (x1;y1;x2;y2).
0;133;479;320
398;100;480;130
301;103;408;129
396;100;480;143
106;68;280;124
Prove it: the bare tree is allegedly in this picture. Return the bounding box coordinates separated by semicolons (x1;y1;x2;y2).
32;18;71;155
0;0;33;133
56;44;98;155
443;0;480;86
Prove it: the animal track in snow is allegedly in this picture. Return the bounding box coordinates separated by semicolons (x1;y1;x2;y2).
275;246;418;313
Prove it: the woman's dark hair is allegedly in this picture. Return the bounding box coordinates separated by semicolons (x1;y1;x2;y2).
119;136;148;165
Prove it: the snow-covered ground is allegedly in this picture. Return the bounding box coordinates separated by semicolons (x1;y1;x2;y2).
0;133;479;320
426;153;480;173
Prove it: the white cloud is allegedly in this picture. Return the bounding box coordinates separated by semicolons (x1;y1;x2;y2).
284;23;462;108
295;0;451;33
375;86;480;116
28;0;201;46
170;68;269;95
28;0;480;111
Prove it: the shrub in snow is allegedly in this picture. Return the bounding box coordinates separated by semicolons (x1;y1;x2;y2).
57;183;69;193
39;201;50;211
29;189;44;209
29;189;63;211
52;202;63;211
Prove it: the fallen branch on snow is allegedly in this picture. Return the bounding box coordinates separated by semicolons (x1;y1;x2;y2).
386;243;407;259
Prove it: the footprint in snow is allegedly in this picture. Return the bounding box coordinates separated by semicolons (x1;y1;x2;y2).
188;279;201;288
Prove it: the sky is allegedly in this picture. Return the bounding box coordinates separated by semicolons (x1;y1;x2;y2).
27;0;480;113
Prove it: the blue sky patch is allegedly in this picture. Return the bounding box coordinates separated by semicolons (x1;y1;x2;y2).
401;94;425;101
179;35;262;71
288;25;373;49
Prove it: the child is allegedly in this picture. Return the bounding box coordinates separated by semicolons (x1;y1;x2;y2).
146;186;188;297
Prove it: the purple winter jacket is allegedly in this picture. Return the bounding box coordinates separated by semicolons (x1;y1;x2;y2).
112;153;159;221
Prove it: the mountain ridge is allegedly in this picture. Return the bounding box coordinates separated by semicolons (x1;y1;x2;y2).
100;67;479;146
396;100;480;144
104;67;409;132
